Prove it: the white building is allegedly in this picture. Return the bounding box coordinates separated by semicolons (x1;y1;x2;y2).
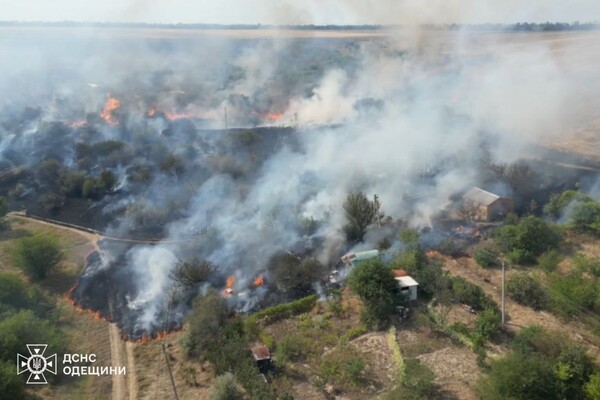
395;275;419;301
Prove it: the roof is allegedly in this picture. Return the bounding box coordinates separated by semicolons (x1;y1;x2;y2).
395;276;419;287
250;345;271;361
354;250;380;261
341;249;380;264
392;269;408;277
463;187;501;206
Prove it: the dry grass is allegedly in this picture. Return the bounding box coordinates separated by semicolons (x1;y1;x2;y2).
133;332;214;400
0;217;111;399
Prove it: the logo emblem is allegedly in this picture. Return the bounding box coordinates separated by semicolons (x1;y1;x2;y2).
17;344;57;384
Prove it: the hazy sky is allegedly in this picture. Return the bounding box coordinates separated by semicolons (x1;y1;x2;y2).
0;0;599;25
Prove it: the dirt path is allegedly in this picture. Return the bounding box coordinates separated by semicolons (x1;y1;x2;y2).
125;341;139;400
8;211;101;250
109;323;127;400
442;256;600;362
10;212;136;400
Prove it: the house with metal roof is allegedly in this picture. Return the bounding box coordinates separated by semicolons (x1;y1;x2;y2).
462;187;513;222
340;250;380;266
393;269;419;301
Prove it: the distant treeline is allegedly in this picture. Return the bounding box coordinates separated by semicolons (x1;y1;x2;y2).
0;21;382;30
447;21;600;32
0;21;598;32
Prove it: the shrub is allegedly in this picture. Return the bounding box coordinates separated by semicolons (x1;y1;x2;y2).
478;352;560;400
570;200;600;235
573;254;600;277
586;374;600;400
506;273;547;310
451;277;498;312
210;372;242;400
474;247;500;268
537;250;563;274
275;334;310;364
12;233;63;280
474;309;502;340
403;358;436;398
494;216;562;264
318;347;365;388
548;273;598;317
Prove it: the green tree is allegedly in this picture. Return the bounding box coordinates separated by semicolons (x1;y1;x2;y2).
347;259;400;329
98;169;118;192
12;234;63;280
0;273;35;316
82;178;96;198
171;259;215;290
494;216;562;264
0;361;24;400
343;192;377;242
0;310;65;364
184;291;229;358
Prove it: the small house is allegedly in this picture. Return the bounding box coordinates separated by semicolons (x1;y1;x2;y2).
462;187;513;222
250;344;274;374
393;269;419;301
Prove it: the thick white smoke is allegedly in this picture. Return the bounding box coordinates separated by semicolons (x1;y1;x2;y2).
1;2;599;333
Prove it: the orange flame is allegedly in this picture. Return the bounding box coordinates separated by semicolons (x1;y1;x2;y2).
263;112;284;121
253;111;284;121
146;107;157;117
254;275;264;287
165;111;199;121
101;94;121;125
221;275;235;297
70;119;87;128
64;289;111;323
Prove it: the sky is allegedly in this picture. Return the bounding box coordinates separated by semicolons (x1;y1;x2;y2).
0;0;599;25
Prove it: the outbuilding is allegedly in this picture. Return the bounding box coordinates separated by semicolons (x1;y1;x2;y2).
393;269;419;301
462;187;513;222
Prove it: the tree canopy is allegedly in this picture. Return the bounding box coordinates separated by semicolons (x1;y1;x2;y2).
12;233;63;280
347;259;401;329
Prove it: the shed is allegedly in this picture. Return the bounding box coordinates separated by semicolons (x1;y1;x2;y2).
250;344;274;374
341;250;380;266
395;275;419;301
462;187;513;222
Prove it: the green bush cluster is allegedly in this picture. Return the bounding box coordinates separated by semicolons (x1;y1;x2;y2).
479;326;598;400
506;273;548;310
12;233;63;280
494;216;562;264
474;247;500;268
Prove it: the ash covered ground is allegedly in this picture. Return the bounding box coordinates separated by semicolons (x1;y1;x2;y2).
2;27;600;337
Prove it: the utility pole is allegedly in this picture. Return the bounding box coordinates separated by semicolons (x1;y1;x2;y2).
162;343;180;400
224;106;228;129
501;260;506;324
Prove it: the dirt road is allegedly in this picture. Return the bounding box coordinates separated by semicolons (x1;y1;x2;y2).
109;323;127;400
